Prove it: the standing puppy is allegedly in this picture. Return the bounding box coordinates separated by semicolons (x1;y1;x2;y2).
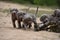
10;8;26;28
10;8;19;28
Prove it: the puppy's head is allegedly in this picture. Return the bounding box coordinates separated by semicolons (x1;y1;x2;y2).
10;8;18;13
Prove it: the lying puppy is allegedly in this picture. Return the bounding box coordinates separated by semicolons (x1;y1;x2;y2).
22;13;38;31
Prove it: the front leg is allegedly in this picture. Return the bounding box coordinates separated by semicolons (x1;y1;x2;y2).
12;20;16;28
22;23;27;30
33;21;39;31
17;20;21;29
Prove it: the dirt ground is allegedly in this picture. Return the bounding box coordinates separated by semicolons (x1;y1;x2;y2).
0;1;60;40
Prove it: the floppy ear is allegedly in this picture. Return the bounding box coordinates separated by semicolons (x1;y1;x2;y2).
23;13;26;15
54;10;57;16
53;9;60;17
15;9;18;12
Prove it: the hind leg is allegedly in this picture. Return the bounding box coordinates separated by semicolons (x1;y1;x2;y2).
29;23;32;29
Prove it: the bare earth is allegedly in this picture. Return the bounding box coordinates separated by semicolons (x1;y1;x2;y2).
0;1;60;40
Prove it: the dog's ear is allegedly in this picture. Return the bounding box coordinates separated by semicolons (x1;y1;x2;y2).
53;9;60;17
15;9;18;12
23;13;26;15
53;10;57;16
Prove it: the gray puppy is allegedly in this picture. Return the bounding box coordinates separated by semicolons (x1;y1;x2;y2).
22;13;38;31
10;8;26;28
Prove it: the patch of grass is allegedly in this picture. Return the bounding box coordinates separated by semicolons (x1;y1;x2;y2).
0;8;53;17
0;8;9;13
37;11;53;17
21;9;53;17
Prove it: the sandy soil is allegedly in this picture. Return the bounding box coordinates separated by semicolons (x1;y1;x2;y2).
0;1;60;40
